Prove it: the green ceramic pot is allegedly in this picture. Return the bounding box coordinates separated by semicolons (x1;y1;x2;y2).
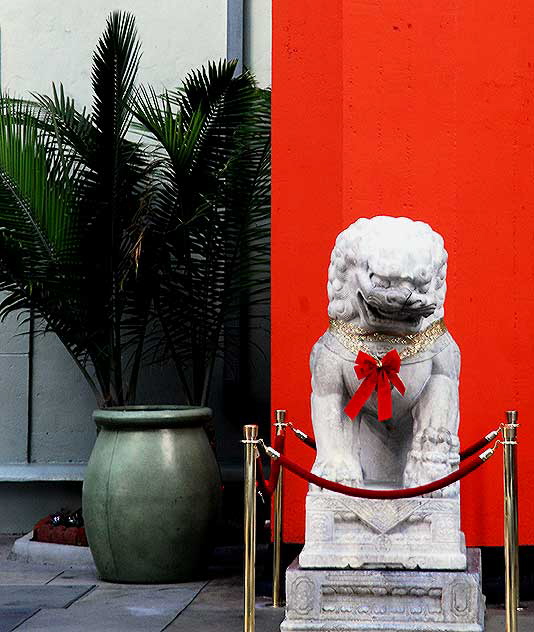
83;406;221;583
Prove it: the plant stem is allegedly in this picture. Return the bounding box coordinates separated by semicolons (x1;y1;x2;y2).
200;352;216;408
126;306;149;404
59;337;102;405
156;293;194;405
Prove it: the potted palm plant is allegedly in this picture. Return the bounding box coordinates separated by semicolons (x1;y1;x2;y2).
0;12;270;582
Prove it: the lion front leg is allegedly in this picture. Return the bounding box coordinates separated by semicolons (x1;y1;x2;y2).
310;340;363;487
404;373;460;497
311;392;363;487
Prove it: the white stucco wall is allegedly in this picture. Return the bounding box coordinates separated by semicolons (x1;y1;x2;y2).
245;0;272;87
0;1;272;99
0;0;227;106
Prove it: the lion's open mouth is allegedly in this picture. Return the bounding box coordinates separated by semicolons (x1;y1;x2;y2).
358;293;424;330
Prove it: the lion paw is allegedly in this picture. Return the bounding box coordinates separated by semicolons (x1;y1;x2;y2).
312;458;363;489
404;462;458;498
404;427;460;498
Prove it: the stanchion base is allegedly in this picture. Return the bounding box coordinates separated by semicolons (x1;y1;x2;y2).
281;548;485;631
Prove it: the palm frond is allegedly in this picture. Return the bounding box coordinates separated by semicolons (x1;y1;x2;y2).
131;62;271;405
0;12;150;407
0;12;271;410
92;11;141;140
0;98;81;276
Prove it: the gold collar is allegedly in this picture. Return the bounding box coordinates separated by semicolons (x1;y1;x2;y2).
329;318;447;362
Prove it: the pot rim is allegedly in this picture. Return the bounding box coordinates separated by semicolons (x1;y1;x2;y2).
93;405;212;429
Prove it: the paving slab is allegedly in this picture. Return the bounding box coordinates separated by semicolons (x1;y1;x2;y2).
485;605;534;632
167;576;285;632
0;561;64;585
45;568;103;585
0;584;94;609
0;609;38;632
14;582;206;632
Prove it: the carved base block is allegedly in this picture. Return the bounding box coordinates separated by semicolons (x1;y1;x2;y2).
300;491;466;570
281;548;485;632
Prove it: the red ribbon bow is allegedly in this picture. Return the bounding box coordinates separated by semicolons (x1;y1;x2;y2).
344;350;406;422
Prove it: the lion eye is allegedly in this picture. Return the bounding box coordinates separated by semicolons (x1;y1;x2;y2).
417;267;432;283
398;279;416;290
370;274;390;288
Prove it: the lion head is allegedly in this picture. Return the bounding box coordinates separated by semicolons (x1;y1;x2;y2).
327;216;447;333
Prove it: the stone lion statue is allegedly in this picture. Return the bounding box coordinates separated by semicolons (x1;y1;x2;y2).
310;215;460;495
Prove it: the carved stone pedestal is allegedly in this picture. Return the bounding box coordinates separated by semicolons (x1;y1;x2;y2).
281;548;485;632
300;491;466;570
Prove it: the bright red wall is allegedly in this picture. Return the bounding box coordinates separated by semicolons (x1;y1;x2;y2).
272;1;534;546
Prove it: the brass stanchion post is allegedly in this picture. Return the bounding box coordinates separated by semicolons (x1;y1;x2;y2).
272;410;286;608
243;425;258;632
503;410;520;632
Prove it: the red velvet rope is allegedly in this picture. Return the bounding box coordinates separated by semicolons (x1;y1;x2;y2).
459;435;495;461
256;433;286;497
292;426;496;462
255;457;270;497
275;452;489;499
300;434;317;450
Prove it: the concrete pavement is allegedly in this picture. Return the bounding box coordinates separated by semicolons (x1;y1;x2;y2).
0;537;532;631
